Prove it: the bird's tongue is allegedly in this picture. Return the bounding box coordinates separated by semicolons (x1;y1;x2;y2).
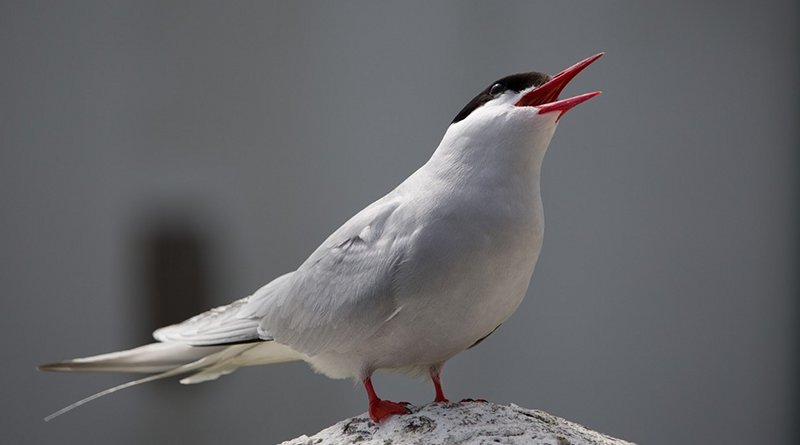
515;52;603;120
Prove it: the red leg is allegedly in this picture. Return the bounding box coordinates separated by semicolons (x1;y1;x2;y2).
362;377;410;422
430;367;449;403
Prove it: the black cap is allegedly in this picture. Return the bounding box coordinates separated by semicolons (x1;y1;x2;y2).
452;72;550;124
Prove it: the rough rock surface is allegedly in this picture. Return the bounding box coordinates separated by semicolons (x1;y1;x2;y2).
280;402;635;445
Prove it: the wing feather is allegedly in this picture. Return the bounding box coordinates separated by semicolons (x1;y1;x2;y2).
257;197;414;355
153;273;294;345
154;193;416;356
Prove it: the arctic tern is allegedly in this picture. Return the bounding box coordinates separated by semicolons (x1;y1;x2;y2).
40;53;603;423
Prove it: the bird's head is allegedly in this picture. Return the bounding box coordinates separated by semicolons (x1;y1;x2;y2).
440;53;603;166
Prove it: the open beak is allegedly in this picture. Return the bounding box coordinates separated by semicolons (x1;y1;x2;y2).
515;52;603;120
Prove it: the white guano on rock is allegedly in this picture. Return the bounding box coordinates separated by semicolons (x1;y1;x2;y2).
280;402;635;445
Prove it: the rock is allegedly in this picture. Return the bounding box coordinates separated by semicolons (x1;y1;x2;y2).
279;402;635;445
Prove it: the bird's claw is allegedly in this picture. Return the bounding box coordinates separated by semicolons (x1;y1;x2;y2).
369;399;412;422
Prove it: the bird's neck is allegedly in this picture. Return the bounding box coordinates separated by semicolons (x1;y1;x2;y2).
423;121;557;192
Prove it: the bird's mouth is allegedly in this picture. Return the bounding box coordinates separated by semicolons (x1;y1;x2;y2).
515;52;603;120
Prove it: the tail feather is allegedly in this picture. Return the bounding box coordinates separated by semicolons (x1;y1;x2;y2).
44;363;197;422
40;341;305;421
38;342;226;373
179;341;305;384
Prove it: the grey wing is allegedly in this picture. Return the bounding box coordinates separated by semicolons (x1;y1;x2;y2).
256;198;413;356
154;195;413;354
153;273;294;346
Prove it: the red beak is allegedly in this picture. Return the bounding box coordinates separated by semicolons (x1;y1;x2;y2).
515;52;603;120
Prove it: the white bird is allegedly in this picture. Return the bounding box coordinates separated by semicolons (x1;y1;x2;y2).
40;53;603;423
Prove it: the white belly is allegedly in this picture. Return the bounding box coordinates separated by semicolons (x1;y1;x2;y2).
308;206;544;380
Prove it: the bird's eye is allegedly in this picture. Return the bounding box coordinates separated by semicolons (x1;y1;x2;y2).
488;83;504;97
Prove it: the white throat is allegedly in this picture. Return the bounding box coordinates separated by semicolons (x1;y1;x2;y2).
424;109;559;191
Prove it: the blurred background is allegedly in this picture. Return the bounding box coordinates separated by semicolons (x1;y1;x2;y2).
1;1;797;444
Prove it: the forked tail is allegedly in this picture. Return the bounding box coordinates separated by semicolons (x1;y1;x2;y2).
39;341;303;421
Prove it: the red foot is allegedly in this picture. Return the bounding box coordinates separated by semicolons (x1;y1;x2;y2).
363;376;411;422
369;399;411;422
459;398;488;403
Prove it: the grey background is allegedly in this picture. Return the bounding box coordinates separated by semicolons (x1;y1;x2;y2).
1;1;797;444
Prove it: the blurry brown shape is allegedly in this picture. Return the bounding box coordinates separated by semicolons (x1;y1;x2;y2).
134;220;214;343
